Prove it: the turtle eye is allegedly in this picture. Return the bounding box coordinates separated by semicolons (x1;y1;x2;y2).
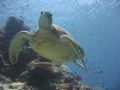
41;11;43;15
48;13;52;17
50;13;52;17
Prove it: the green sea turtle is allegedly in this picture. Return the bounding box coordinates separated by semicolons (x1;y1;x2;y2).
9;11;86;69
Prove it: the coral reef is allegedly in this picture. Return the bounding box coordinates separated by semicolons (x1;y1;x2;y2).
19;60;91;90
0;16;34;79
0;16;92;90
3;16;30;64
0;61;91;90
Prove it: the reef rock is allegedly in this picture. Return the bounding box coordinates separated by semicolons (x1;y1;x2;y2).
19;60;91;90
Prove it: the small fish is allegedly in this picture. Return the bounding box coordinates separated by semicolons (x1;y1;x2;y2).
1;3;6;7
26;4;29;8
99;70;103;74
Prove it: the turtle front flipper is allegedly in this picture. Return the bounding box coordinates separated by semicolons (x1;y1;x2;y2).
9;31;32;64
60;35;86;69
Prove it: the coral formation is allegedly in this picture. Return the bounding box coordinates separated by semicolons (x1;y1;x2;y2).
3;16;30;64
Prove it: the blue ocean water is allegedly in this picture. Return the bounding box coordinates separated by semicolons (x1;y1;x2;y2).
0;0;120;90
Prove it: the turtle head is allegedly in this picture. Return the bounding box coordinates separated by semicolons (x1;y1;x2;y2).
39;11;52;29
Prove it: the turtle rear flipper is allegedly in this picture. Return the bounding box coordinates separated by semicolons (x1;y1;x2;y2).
9;31;31;64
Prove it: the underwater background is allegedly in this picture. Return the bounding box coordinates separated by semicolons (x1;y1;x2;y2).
0;0;120;90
